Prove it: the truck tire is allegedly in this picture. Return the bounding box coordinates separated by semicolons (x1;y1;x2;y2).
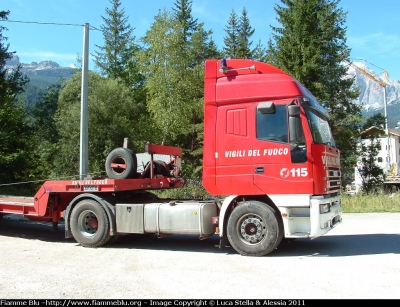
70;199;111;247
106;235;120;245
227;201;282;256
105;147;137;179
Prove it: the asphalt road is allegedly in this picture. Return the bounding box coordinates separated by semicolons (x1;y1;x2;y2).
0;213;399;299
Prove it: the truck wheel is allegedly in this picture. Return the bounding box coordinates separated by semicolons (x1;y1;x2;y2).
105;147;137;179
107;235;120;245
70;199;110;247
227;201;282;256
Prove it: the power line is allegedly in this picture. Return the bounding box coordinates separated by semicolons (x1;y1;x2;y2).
1;19;100;31
2;19;83;27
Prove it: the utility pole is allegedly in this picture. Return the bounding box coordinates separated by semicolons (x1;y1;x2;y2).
383;85;390;172
80;23;89;179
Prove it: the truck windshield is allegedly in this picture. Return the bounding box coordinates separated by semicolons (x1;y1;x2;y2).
305;107;336;147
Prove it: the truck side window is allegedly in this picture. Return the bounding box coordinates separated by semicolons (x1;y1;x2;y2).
256;105;288;143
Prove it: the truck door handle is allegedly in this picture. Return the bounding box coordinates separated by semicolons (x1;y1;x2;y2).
255;167;264;174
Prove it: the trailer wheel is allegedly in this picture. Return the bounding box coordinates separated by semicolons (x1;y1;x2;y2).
105;147;137;179
70;199;110;247
227;201;282;256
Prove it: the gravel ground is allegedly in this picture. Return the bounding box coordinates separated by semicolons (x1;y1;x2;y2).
0;213;399;299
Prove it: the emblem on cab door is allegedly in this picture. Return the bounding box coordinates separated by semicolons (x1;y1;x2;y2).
280;168;290;178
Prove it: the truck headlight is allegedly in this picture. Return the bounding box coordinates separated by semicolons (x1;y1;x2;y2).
320;204;330;213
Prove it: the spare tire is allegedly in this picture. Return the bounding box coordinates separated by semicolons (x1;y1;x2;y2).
105;147;137;179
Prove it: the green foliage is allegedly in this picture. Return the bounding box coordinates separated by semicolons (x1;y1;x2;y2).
356;113;386;194
0;11;34;187
154;180;211;200
19;69;76;112
30;83;62;142
364;103;400;129
269;0;362;185
52;71;152;178
223;8;262;59
93;0;139;86
27;82;63;183
140;11;186;143
223;10;239;58
361;113;386;131
172;0;198;42
237;8;255;59
357;138;385;194
140;4;218;179
0;11;29;102
0;98;34;184
22;83;45;108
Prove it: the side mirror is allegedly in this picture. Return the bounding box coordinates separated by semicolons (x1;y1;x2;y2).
288;105;303;144
288;105;301;116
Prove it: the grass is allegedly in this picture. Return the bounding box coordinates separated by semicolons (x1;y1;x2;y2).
342;192;400;213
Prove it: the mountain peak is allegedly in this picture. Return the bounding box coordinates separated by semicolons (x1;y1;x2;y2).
347;64;400;112
5;55;62;70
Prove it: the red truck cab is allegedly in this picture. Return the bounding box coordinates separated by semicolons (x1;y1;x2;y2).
202;59;342;251
203;59;341;196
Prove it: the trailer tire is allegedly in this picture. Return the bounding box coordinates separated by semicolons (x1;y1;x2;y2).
105;147;137;179
227;201;282;256
70;199;110;247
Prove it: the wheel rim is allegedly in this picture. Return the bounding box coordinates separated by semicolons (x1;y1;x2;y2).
237;214;266;245
77;210;98;237
109;156;128;175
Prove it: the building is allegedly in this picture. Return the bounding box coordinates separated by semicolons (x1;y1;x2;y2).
352;125;400;193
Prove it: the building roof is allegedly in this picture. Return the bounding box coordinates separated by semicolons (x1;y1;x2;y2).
389;128;400;137
360;126;385;139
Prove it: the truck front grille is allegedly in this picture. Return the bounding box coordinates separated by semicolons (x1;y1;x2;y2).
325;167;341;192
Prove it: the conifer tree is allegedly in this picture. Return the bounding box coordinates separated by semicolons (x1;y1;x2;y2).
93;0;149;150
0;11;28;103
0;10;32;188
93;0;138;86
223;10;239;58
223;8;261;59
172;0;198;42
237;8;255;59
269;0;362;182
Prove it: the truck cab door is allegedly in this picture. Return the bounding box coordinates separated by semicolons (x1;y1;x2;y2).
252;100;313;195
215;104;261;195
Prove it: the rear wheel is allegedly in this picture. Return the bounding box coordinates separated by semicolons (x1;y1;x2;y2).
70;199;110;247
227;201;282;256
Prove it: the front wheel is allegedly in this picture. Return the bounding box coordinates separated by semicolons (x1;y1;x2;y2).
70;199;111;247
227;201;282;256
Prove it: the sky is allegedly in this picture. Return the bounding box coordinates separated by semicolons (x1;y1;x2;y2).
2;0;400;81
